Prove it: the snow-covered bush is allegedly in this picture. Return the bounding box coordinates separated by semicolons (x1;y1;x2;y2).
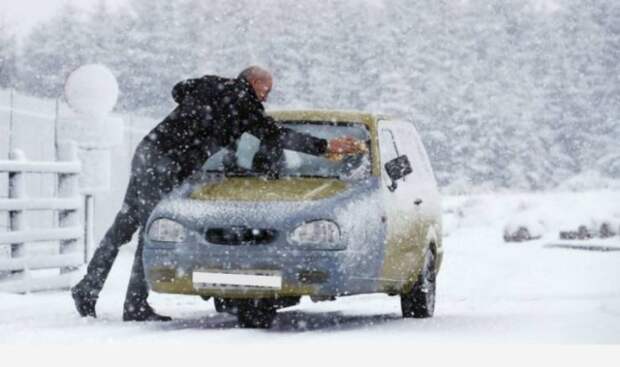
503;219;545;243
598;222;617;239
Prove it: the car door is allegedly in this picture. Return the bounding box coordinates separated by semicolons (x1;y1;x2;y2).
397;122;443;268
377;121;422;288
394;122;440;222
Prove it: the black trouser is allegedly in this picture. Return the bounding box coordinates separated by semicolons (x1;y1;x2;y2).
75;141;181;313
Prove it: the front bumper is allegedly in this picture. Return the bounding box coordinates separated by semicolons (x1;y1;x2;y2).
143;241;381;299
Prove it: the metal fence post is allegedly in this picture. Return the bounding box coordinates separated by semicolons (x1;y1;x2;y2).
83;194;94;263
8;149;29;291
57;142;80;275
8;88;15;153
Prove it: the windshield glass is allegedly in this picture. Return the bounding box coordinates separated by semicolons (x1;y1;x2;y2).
203;121;371;180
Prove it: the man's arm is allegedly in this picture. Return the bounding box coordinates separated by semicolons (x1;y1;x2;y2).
230;78;361;158
247;114;365;160
247;115;328;156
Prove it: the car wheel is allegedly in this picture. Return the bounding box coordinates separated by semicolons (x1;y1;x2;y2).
214;297;238;314
237;300;277;329
214;297;225;312
401;248;436;318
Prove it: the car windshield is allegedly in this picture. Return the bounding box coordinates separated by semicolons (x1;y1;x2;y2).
203;121;372;180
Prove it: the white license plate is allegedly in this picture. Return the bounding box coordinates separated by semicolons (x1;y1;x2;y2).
193;271;282;289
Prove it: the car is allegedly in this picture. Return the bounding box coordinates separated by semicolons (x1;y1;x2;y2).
143;110;443;328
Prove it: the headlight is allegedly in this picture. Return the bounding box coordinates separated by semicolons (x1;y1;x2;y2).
289;220;343;250
148;218;186;243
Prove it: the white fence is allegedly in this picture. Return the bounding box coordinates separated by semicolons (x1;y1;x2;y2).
0;88;162;293
1;87;157;254
0;142;84;293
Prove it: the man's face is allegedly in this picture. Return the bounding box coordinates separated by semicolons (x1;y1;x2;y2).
251;76;273;102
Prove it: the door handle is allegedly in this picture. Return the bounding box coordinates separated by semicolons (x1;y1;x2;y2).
414;199;423;206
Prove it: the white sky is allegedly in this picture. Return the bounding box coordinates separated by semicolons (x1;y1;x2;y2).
0;0;126;38
1;0;561;39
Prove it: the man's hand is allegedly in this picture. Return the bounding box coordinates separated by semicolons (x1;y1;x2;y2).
326;137;367;161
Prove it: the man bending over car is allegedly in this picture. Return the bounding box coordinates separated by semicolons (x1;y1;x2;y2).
71;66;363;321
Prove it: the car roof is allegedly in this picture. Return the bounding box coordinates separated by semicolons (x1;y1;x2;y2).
268;110;392;128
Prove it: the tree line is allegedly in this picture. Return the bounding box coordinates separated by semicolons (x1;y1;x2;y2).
0;0;618;191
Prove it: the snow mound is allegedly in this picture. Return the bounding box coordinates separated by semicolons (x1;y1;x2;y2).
503;219;546;242
443;190;620;243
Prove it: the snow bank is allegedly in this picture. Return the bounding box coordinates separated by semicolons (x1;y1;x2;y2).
443;190;620;243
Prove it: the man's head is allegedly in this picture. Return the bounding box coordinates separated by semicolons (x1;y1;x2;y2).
238;66;273;102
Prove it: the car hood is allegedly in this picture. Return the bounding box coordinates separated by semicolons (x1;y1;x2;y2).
150;175;382;230
190;177;348;202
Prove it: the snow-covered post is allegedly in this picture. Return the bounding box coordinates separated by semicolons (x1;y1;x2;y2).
8;88;15;153
8;149;29;288
58;142;80;273
59;64;123;261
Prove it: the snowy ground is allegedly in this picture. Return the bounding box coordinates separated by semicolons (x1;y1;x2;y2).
1;190;619;344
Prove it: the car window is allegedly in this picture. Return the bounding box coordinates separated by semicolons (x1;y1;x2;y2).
379;127;399;183
379;128;399;163
203;133;264;172
280;123;371;180
203;122;372;180
380;126;412;184
394;123;435;183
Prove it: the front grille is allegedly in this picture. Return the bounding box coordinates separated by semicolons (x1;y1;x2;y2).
205;226;277;246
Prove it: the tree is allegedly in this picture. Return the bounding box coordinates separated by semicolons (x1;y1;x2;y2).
19;3;90;98
0;19;17;88
10;0;620;190
113;0;205;113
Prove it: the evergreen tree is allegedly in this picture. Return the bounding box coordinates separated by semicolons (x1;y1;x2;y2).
19;3;90;98
10;0;620;190
0;19;17;88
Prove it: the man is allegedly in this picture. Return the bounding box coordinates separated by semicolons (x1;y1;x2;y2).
71;66;361;321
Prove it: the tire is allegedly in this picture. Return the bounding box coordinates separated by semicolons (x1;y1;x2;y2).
401;248;436;318
213;297;226;313
237;300;277;329
214;297;238;314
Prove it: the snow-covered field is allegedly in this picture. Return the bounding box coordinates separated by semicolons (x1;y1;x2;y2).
1;190;619;344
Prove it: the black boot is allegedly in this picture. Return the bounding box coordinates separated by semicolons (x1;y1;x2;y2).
123;303;172;322
71;207;141;318
71;282;97;318
70;242;118;318
122;229;171;322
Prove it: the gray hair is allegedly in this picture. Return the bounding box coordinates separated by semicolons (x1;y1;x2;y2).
238;66;271;82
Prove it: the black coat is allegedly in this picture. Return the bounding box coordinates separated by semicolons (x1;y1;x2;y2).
141;75;328;181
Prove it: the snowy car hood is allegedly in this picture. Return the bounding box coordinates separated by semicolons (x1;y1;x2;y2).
190;177;348;202
149;175;382;233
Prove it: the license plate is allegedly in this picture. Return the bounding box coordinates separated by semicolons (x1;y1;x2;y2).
193;271;282;289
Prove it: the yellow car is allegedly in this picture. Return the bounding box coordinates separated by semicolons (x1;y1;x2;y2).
143;111;443;328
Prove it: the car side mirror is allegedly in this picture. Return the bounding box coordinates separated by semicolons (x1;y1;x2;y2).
385;155;412;192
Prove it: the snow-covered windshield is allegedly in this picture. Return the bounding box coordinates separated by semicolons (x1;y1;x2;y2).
203;121;371;180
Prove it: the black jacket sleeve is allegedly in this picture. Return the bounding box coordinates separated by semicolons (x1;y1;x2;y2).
170;75;329;157
247;116;328;156
229;79;328;156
